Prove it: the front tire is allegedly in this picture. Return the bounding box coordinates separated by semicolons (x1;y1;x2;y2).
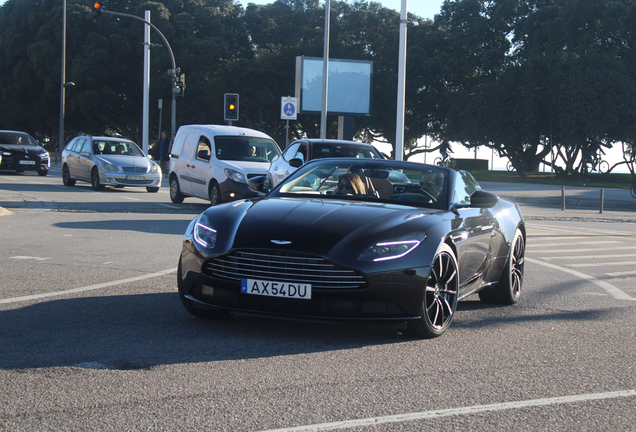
37;169;48;176
209;181;221;206
146;187;159;193
479;228;525;305
408;243;459;338
170;175;184;203
598;160;610;174
91;168;105;190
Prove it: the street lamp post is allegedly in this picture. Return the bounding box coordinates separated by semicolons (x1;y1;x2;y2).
57;0;67;162
395;0;408;161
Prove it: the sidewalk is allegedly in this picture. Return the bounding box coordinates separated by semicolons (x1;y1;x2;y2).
480;181;636;212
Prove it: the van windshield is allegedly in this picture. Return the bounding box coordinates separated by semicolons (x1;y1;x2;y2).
214;136;280;163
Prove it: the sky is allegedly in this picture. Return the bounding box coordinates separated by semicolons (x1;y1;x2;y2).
239;0;445;20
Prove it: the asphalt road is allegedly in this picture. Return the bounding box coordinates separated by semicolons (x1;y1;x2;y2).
1;165;635;431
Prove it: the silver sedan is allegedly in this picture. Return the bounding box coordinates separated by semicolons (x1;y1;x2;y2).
61;135;162;192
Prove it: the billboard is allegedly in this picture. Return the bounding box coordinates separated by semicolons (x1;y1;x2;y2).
295;56;373;116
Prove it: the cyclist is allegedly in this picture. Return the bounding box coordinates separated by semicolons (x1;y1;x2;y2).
439;140;453;164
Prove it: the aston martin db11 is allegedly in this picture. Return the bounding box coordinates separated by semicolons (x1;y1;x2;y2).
178;158;525;338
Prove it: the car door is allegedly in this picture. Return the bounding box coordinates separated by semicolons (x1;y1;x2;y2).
190;135;213;199
175;132;199;196
65;138;84;179
269;142;300;187
449;171;496;287
76;139;94;181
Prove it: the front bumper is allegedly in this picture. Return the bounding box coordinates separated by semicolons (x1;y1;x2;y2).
100;171;162;188
179;243;430;320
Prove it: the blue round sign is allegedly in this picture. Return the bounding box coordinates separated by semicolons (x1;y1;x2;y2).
284;103;295;117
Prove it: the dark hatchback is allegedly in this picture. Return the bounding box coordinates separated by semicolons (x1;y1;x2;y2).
0;130;50;176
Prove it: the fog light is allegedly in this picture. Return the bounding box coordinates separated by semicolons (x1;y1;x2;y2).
229;192;236;198
202;286;214;295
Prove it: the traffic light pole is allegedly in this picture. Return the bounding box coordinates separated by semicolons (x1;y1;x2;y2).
98;9;180;137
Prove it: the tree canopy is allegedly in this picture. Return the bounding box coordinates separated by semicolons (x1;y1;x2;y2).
1;0;635;178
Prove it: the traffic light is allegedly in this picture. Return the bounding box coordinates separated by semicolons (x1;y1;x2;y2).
224;93;239;122
92;1;103;19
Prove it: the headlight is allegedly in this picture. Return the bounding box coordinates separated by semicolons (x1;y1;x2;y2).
225;168;246;183
193;214;217;249
103;163;120;172
39;151;49;158
149;164;161;174
1;151;10;156
358;232;426;262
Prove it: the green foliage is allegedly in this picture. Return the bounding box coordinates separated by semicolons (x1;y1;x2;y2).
0;0;635;171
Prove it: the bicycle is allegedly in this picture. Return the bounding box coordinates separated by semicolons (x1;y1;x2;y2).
583;158;610;174
434;155;456;168
506;154;528;172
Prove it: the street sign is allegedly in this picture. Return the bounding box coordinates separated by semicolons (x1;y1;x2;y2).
281;97;297;120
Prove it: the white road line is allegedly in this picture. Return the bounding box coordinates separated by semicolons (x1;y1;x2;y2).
157;203;183;209
527;240;622;247
260;389;636;432
9;256;52;261
526;257;635;301
607;270;636;277
539;253;636;260
120;196;142;201
530;246;636;254
567;260;636;268
0;267;177;305
526;223;636;237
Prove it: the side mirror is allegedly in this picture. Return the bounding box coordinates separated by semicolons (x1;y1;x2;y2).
247;175;270;195
289;158;303;168
469;190;499;208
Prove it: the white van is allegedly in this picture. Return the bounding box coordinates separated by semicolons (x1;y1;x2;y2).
168;125;281;205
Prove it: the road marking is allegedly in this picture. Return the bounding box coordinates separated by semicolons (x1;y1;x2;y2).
120;196;142;201
0;267;177;304
157;203;183;209
260;389;636;432
540;253;635;260
607;270;636;277
526;257;635;301
527;240;622;247
567;260;636;268
9;256;51;261
530;246;636;254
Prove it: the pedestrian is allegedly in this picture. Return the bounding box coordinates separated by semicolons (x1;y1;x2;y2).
156;131;169;174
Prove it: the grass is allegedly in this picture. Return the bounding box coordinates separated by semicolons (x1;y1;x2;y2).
471;170;635;189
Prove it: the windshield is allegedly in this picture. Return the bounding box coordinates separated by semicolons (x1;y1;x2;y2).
311;143;382;159
274;159;449;209
215;136;280;162
94;140;145;157
0;132;38;146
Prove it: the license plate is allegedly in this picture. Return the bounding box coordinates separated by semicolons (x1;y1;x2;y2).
241;278;311;300
19;160;35;165
126;175;145;180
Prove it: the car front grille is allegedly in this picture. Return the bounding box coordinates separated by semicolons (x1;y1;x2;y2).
203;250;366;290
122;166;148;174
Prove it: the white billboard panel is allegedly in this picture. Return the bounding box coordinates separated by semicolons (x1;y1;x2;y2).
295;56;373;116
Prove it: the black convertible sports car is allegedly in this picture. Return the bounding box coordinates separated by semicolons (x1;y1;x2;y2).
0;130;50;176
178;158;525;338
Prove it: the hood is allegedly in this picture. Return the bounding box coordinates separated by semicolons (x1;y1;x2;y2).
0;144;47;156
220;159;271;173
206;197;443;260
95;155;153;167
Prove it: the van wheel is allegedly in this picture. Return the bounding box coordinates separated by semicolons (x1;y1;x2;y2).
209;182;221;206
170;175;184;203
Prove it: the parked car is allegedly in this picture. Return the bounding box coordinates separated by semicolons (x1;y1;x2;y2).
0;130;50;176
177;158;525;338
168;125;281;205
267;139;384;187
61;135;162;192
